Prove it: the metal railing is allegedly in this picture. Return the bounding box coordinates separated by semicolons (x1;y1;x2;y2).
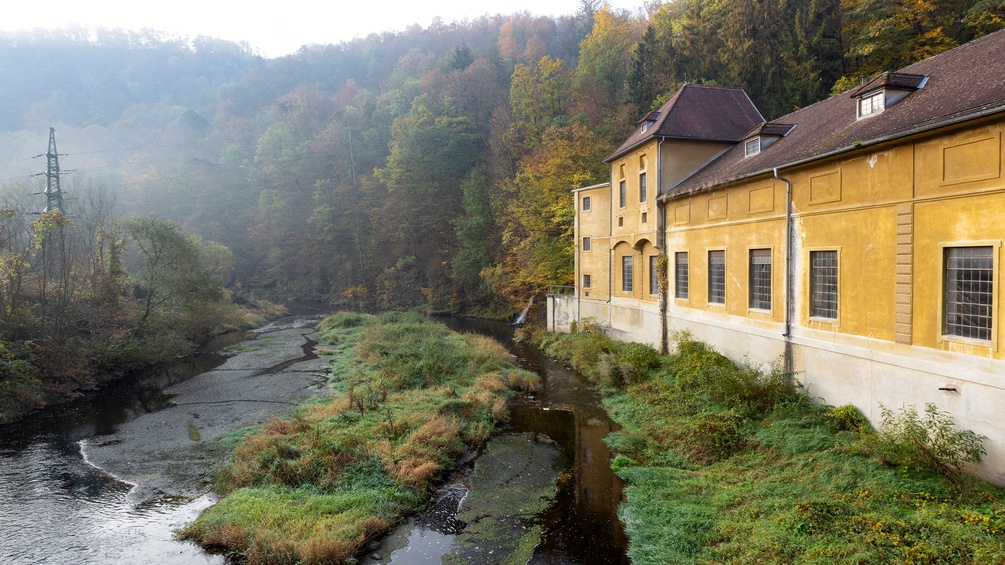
547;285;575;296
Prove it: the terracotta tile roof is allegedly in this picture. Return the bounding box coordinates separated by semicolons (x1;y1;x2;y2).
665;28;1005;198
606;84;764;162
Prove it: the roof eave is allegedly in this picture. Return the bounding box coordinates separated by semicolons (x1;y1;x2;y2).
662;103;1005;202
605;135;740;163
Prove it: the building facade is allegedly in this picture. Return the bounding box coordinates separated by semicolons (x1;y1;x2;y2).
550;30;1005;483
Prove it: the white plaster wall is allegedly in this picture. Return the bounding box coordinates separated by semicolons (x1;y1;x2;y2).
547;295;576;333
609;299;661;347
547;297;1005;483
668;311;1005;485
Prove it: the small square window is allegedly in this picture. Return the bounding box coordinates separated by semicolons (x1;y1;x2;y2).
744;138;760;157
618;216;624;227
582;274;591;289
641;212;647;224
675;252;689;299
944;246;993;340
582;196;591;211
582;237;591;252
708;250;725;305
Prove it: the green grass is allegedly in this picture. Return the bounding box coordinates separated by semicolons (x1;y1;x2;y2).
181;312;538;564
534;328;1005;565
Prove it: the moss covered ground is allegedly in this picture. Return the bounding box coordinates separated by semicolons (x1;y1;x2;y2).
180;312;538;564
534;327;1005;565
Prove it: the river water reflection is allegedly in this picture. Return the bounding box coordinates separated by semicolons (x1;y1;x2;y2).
441;317;629;564
0;339;237;564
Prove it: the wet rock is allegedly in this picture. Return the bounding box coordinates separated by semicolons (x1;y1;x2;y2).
444;433;563;564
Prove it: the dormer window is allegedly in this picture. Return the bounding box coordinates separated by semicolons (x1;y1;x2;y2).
638;111;660;134
740;123;794;158
851;72;926;120
858;90;885;118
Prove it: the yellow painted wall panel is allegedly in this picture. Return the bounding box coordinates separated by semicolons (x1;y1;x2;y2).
913;192;1005;358
916;121;1004;198
799;206;898;340
809;170;841;204
942;134;1001;185
748;185;775;213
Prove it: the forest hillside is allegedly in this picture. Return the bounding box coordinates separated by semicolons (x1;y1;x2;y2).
0;2;1002;413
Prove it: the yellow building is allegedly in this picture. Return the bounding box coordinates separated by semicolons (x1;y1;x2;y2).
551;29;1005;483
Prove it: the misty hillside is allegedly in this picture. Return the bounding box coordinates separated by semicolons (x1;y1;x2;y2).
2;1;1002;310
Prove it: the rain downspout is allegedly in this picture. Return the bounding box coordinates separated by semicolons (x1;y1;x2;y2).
657;138;668;353
774;167;794;376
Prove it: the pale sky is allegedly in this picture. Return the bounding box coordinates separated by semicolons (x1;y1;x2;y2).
2;0;645;58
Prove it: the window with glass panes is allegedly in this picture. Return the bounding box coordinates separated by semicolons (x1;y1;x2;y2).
675;252;688;299
649;256;659;295
639;172;647;203
619;180;626;208
708;250;725;304
749;249;771;310
622;255;633;293
810;250;838;318
944;246;993;340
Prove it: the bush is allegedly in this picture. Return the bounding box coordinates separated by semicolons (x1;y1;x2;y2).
873;403;987;482
826;404;871;433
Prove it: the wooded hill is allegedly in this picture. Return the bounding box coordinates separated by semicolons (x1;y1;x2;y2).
1;0;1002;324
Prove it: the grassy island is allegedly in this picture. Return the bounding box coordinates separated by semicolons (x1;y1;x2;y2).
181;312;537;564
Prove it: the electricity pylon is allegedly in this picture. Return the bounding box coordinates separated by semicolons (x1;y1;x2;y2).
34;127;67;214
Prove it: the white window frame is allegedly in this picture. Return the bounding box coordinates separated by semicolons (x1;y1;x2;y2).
744;137;761;157
857;90;885;119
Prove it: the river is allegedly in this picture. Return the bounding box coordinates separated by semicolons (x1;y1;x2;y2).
0;315;627;564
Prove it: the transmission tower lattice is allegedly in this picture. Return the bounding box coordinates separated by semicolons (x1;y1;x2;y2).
43;127;65;213
32;127;68;215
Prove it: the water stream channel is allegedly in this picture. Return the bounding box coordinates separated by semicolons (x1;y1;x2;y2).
0;314;627;564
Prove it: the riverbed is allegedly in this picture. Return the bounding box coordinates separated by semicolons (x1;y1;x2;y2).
0;315;628;564
0;313;328;564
